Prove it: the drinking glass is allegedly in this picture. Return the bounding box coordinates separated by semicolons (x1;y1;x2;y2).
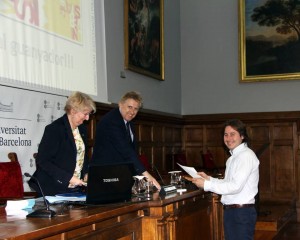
168;171;181;188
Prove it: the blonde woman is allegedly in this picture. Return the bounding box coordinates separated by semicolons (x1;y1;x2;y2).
28;91;96;196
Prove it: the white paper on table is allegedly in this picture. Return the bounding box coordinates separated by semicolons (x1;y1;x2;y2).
5;199;35;216
177;163;203;179
5;199;35;211
45;195;86;204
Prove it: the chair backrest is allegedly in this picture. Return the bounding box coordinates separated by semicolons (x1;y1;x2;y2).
139;153;151;170
8;152;18;162
201;150;216;170
0;152;24;200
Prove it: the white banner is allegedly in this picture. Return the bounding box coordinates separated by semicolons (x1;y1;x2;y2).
0;0;97;96
0;86;66;191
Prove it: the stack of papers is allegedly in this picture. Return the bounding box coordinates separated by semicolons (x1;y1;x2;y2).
5;199;35;216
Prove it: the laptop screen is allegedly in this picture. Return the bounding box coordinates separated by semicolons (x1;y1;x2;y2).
86;163;135;204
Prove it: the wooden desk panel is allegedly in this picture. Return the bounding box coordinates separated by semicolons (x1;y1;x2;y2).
0;190;215;240
141;191;212;240
0;204;144;240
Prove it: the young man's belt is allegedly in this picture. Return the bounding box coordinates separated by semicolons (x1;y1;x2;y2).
223;204;255;210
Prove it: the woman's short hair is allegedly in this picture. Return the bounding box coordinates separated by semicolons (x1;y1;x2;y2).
223;119;249;143
64;91;96;114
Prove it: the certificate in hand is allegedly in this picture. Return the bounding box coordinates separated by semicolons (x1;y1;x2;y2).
177;163;203;179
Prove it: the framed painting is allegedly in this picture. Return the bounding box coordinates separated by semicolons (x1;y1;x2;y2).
239;0;300;82
124;0;164;80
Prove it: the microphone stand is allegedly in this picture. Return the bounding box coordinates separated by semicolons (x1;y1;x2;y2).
151;164;166;186
24;173;56;218
151;164;177;196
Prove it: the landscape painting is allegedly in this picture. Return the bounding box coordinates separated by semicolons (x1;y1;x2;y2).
240;0;300;82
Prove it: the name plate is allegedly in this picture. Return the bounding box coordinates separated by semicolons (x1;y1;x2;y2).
159;185;177;196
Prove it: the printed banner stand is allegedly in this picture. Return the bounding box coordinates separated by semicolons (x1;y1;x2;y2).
0;86;66;191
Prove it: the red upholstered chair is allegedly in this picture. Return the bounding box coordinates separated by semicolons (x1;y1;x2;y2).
139;153;151;171
174;153;187;166
201;150;217;170
0;152;24;202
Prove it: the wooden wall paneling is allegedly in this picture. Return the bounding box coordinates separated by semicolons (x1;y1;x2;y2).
207;146;228;169
248;125;270;143
163;126;175;171
136;122;155;166
141;147;153;164
273;145;296;199
296;145;300;220
135;122;141;143
135;123;153;172
184;126;203;144
204;125;227;168
183;126;203;167
153;125;163;143
139;124;152;142
153;146;164;170
164;126;182;148
185;146;202;168
272;123;297;200
297;120;300;221
171;126;183;154
205;125;223;146
173;126;183;144
248;124;272;199
136;121;184;172
273;123;294;140
87;103;112;159
183;125;227;169
164;126;183;171
86;117;95;159
165;126;174;143
165;147;175;171
256;147;272;199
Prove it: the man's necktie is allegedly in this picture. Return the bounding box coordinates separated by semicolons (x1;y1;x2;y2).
126;122;132;143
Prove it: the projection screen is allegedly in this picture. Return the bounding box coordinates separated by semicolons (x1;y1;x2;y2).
0;0;102;98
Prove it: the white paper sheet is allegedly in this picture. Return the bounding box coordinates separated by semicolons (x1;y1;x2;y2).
45;195;86;204
177;163;203;179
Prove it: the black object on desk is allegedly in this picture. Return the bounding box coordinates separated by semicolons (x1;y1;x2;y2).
24;173;56;218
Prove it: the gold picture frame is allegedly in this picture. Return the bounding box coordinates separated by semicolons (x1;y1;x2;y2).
124;0;164;80
239;0;300;82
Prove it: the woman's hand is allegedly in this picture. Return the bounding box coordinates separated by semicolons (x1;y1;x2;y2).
83;173;88;182
69;176;86;187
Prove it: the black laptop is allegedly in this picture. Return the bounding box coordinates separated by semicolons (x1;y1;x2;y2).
86;163;135;204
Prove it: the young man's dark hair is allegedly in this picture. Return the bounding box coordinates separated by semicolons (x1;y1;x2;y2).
224;119;249;143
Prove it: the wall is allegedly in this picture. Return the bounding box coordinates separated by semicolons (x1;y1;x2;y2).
180;0;300;115
103;0;182;115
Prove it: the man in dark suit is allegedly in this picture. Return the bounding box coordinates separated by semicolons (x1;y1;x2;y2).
91;91;161;189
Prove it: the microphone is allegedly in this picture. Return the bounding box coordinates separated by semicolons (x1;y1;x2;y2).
152;164;166;185
24;172;56;218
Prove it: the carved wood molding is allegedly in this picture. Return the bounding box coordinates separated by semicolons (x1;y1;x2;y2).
94;102;300;125
94;102;183;124
183;111;300;125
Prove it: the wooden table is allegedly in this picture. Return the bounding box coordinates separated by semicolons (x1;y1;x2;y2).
0;189;217;240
